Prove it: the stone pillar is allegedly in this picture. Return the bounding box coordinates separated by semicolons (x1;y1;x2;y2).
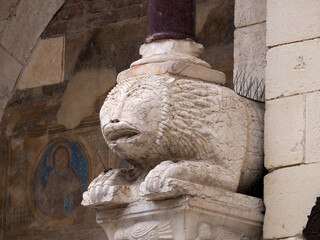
146;0;195;42
264;1;320;239
233;0;267;102
82;0;265;239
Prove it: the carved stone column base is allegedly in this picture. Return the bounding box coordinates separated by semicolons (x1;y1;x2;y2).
95;193;264;240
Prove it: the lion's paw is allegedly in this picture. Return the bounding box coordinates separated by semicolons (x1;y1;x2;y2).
82;169;115;205
82;169;138;206
140;161;185;199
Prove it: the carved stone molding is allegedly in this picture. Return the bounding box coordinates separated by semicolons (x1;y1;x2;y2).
95;196;263;240
194;223;246;240
114;220;173;240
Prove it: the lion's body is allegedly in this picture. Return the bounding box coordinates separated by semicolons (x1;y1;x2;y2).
100;74;264;193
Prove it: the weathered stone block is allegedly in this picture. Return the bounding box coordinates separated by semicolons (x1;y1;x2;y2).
0;20;6;33
58;5;83;20
0;47;22;95
118;4;146;21
196;0;235;87
235;0;266;27
264;162;320;239
233;23;266;100
0;0;19;20
85;0;111;13
0;0;65;63
0;47;22;121
18;37;65;90
267;0;320;46
266;39;320;100
42;21;67;39
264;95;304;170
112;0;144;9
99;11;120;25
0;96;9;122
306;92;320;164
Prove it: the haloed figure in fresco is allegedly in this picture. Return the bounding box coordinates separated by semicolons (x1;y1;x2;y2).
39;144;83;218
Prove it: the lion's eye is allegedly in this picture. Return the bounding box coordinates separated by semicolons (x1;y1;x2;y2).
107;87;123;104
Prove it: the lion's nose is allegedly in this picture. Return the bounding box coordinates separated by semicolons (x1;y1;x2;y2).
110;119;120;123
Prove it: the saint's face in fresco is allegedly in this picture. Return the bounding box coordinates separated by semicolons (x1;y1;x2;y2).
53;146;69;175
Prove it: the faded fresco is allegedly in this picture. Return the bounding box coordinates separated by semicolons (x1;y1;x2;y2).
34;141;88;219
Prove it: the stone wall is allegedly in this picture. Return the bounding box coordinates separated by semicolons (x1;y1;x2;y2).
0;0;236;239
43;0;235;87
264;0;320;239
233;0;267;101
1;85;118;240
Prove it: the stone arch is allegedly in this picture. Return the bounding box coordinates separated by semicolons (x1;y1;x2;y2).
0;0;66;122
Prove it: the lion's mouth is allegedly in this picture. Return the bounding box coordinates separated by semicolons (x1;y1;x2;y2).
103;123;140;143
109;130;139;141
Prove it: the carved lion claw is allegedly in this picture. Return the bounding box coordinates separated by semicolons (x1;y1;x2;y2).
140;161;186;199
82;168;139;206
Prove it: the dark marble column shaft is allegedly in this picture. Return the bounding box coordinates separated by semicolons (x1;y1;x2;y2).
146;0;196;43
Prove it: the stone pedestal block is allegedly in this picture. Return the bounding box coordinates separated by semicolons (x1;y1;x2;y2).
233;23;266;101
266;39;320;100
264;95;304;170
95;194;263;240
264;162;320;239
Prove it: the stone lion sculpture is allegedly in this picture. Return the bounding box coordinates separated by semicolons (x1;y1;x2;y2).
82;41;264;206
